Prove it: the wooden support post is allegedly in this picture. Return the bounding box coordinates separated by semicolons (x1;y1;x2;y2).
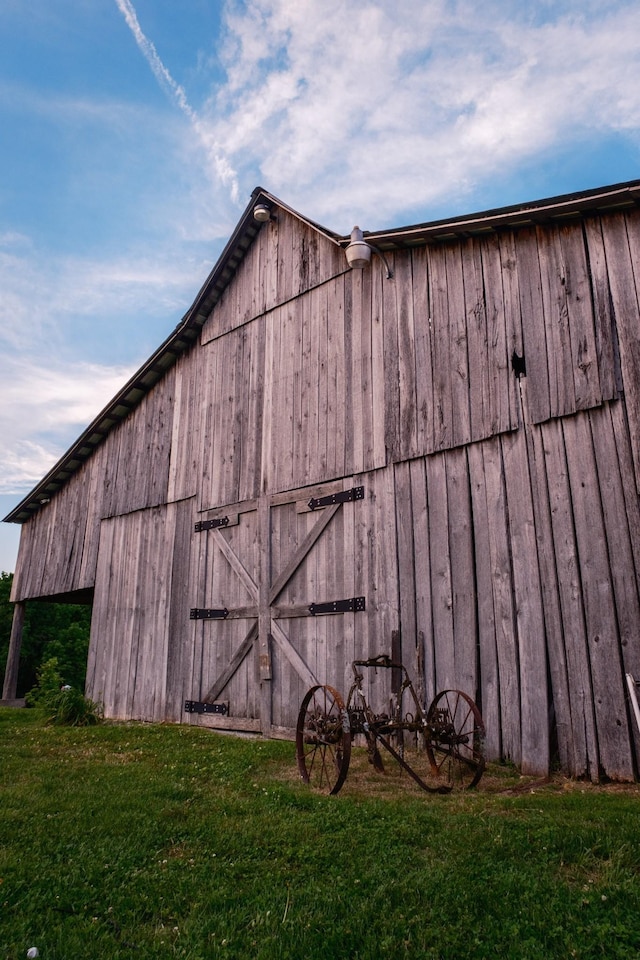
2;601;26;701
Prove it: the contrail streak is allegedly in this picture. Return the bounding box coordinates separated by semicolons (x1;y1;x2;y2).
114;0;239;203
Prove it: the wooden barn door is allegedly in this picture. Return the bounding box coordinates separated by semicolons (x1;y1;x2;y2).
189;479;376;735
267;482;369;734
188;499;262;732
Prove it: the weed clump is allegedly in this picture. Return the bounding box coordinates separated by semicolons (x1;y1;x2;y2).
26;657;102;726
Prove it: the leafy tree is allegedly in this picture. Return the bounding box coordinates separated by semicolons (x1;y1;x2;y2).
0;572;92;696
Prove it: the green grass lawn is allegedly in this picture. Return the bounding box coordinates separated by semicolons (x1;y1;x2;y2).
1;707;639;960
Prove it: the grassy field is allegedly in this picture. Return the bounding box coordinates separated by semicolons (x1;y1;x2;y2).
1;708;639;960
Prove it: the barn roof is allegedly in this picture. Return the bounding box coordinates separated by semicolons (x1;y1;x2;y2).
5;178;640;524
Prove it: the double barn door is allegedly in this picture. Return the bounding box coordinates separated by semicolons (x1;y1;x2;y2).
188;480;374;734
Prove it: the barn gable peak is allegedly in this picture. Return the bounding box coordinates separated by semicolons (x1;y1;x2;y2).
3;189;343;524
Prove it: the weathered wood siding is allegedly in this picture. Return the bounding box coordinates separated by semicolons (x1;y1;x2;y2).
86;497;193;722
9;205;640;780
393;389;640;779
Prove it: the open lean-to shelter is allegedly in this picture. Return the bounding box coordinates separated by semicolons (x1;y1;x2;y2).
4;181;640;781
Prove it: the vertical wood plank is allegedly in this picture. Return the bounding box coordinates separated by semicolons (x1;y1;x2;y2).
199;339;219;509
315;283;329;480
563;411;635;779
482;436;521;765
609;400;640;768
445;244;471;448
462;238;490;441
165;497;196;721
497;231;525;431
601;213;640;489
279;303;297;492
446;447;477;697
425;452;455;691
394;461;416;681
349;269;365;474
539;417;596;775
558;224;602;411
428;245;453;451
277;209;293;304
382;254;400;462
517;228;551;424
260;310;275;495
264;216;279;311
395;254;418;459
359;263;375;471
411;248;434;455
240;317;265;502
299;290;312;485
408;458;434;708
327;275;346;481
536;226;574;418
467;443;501;759
582;218;620;402
589;403;640;769
370;265;387;468
523;414;576;775
501;385;549;776
362;468;398;714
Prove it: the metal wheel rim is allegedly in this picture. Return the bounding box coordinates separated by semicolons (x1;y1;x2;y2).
426;689;486;790
295;684;351;795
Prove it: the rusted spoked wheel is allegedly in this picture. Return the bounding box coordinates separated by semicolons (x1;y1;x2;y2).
425;689;485;790
296;684;351;795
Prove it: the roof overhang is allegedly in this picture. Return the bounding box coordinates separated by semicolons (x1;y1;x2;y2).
348;179;640;251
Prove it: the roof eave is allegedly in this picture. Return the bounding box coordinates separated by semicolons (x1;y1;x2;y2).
339;179;640;250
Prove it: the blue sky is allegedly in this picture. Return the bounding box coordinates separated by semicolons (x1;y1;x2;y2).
1;0;639;573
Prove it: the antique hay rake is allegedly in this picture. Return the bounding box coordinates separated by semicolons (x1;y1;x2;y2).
296;655;485;795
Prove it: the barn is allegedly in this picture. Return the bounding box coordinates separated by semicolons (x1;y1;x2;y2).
3;180;640;781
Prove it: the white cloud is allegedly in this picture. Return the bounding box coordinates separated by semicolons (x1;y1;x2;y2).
0;239;213;353
1;441;74;495
0;356;137;495
0;236;216;493
114;0;240;203
201;0;640;227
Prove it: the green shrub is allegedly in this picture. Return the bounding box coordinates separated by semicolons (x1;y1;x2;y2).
26;656;102;725
47;685;103;726
25;656;63;707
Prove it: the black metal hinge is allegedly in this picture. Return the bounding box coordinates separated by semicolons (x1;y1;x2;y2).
190;608;229;620
194;517;229;532
184;700;229;715
308;486;365;511
309;597;366;616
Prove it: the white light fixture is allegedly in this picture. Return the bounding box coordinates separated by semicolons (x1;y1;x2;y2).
345;226;393;279
253;203;272;222
345;226;372;269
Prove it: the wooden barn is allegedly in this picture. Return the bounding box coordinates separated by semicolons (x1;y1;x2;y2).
4;180;640;781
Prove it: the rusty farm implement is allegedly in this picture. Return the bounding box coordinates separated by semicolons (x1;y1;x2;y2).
296;655;486;795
